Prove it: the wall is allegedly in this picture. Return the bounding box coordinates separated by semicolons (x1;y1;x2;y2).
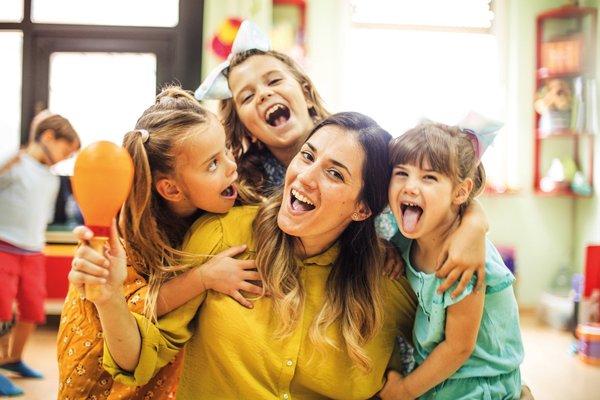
306;0;598;307
199;0;599;307
464;0;600;305
478;0;575;306
201;0;272;94
574;0;600;277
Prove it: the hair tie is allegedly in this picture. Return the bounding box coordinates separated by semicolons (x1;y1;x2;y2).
195;20;271;100
456;111;503;161
137;129;150;143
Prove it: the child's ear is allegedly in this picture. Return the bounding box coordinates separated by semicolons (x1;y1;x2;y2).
352;203;372;221
453;178;474;205
155;178;184;202
302;83;314;109
39;129;56;143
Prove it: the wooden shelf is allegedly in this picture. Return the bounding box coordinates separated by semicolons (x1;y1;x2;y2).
537;129;596;138
534;6;597;196
534;187;593;198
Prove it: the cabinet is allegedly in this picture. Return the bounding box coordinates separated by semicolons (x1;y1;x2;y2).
534;6;597;196
44;243;76;314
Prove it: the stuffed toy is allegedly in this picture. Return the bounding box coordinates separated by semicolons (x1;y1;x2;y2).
534;78;573;114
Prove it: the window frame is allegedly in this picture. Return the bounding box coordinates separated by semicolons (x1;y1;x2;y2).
0;0;204;144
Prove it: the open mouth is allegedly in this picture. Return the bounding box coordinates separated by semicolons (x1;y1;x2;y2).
400;201;423;233
221;184;238;199
290;188;316;211
265;104;291;127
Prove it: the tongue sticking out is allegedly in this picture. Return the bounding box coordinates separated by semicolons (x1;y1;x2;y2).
402;206;422;233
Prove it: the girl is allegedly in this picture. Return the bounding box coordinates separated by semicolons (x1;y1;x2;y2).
0;111;80;397
58;86;263;399
197;20;489;294
70;112;418;398
380;120;524;399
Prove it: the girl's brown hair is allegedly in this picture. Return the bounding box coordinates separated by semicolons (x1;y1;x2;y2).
119;85;215;319
389;122;487;214
219;49;330;200
252;112;392;372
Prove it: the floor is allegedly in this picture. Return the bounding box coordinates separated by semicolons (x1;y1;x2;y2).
1;313;600;400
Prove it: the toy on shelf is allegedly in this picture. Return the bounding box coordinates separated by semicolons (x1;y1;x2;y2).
539;156;577;193
535;79;573;135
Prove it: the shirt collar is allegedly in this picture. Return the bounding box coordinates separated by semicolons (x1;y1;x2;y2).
301;242;341;267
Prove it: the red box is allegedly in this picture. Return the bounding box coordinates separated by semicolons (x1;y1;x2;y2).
584;245;600;298
44;245;76;300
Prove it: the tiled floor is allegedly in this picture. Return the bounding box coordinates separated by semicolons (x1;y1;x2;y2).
0;316;59;400
1;313;600;399
519;312;600;400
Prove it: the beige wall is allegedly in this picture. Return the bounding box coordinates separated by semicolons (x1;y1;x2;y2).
574;0;600;283
201;0;272;88
201;0;600;307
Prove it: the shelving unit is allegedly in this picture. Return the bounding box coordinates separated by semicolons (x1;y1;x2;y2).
534;6;597;197
272;0;306;60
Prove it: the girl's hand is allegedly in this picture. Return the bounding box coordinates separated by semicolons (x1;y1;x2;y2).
68;221;128;306
201;245;262;309
382;240;405;280
378;370;415;400
435;223;486;298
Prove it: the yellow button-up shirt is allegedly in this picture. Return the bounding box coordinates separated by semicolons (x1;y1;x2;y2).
105;206;417;399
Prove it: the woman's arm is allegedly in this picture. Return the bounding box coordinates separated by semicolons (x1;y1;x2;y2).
379;289;485;400
69;223;142;371
156;245;262;314
436;199;488;297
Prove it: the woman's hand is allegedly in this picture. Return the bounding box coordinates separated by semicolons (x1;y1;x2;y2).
382;240;405;280
68;221;128;306
378;370;415;400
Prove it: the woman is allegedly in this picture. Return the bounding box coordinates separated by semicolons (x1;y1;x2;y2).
71;112;417;399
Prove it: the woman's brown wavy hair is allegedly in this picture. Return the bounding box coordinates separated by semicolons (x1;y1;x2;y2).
252;112;392;371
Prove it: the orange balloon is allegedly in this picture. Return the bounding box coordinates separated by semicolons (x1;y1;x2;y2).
72;141;134;237
71;141;134;300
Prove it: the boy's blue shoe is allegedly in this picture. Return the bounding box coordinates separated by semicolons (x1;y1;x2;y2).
0;374;24;396
0;361;44;379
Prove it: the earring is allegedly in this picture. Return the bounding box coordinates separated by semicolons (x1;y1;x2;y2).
352;212;359;220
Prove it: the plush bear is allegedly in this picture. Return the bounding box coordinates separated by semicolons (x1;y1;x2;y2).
534;78;573;114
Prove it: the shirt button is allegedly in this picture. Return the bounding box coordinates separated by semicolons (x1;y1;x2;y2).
283;393;289;399
286;359;293;366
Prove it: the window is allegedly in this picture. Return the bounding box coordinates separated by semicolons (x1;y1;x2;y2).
0;32;23;162
32;0;179;27
343;0;514;191
48;52;157;175
0;0;23;22
0;0;204;174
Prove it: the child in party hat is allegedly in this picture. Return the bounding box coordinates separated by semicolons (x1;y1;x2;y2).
380;113;524;400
